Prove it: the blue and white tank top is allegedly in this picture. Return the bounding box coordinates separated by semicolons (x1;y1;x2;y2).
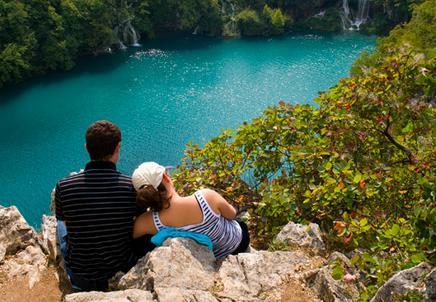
152;190;242;259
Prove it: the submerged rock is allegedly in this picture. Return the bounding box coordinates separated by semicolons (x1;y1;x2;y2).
65;289;154;302
276;221;325;252
371;262;434;302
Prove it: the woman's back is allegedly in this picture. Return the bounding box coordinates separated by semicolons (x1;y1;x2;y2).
152;190;242;259
156;193;206;227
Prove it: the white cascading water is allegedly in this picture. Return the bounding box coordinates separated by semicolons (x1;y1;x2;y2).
118;41;127;50
341;0;370;31
123;20;141;47
114;19;140;49
220;0;237;35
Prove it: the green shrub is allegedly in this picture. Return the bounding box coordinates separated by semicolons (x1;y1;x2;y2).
174;1;435;298
236;9;265;36
262;5;286;35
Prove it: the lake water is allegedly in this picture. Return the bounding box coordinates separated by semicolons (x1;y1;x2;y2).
0;34;375;227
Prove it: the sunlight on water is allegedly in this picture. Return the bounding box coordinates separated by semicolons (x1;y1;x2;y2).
0;34;375;226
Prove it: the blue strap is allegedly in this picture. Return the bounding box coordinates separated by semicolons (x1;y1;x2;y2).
151;227;213;250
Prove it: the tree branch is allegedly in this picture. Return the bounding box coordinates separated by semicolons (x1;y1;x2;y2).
379;117;416;164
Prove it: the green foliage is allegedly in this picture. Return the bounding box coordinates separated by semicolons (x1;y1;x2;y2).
263;5;286;35
174;0;435;298
0;43;32;84
236;5;289;36
365;0;424;35
236;9;264;36
148;0;222;35
0;0;423;87
300;8;342;33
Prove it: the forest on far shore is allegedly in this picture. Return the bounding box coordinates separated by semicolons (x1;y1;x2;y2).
0;0;422;88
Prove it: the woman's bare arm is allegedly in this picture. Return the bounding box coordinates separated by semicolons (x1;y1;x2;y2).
133;211;157;239
202;189;237;220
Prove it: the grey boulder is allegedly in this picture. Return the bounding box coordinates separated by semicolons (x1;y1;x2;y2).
0;206;39;262
371;262;434;302
305;252;360;302
275;221;325;252
65;289;154;302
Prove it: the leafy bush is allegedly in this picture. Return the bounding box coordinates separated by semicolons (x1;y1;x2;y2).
174;0;435;297
236;9;265;36
262;5;286;35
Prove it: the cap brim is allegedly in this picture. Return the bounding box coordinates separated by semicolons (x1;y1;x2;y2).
164;166;175;172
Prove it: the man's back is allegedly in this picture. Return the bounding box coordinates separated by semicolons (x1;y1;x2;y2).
55;161;137;286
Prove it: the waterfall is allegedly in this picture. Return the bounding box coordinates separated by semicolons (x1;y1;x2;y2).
355;0;370;28
341;0;370;31
192;25;199;35
221;0;239;36
314;10;326;18
114;19;141;49
123;20;141;47
118;41;127;50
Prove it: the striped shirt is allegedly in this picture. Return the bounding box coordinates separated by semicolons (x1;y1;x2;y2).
152;190;242;259
55;161;137;282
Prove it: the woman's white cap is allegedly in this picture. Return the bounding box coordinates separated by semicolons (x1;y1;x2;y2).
132;162;165;191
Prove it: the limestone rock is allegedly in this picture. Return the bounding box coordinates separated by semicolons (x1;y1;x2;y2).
1;244;48;288
50;188;56;215
0;206;39;262
424;268;436;300
305;252;359;302
370;262;433;302
215;250;314;301
116;238;326;302
155;287;219;302
39;215;58;263
276;221;325;252
65;289;154;302
0;206;48;288
118;238;216;291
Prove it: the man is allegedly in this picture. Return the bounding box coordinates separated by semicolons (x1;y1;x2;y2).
55;120;151;291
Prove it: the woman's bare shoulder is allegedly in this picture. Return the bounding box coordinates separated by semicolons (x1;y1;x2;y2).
197;188;221;213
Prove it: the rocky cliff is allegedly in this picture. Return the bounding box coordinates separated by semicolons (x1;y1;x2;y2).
0;205;434;301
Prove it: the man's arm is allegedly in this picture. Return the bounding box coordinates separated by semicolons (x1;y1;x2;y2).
55;183;66;222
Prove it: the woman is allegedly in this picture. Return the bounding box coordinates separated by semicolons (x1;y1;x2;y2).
131;162;249;259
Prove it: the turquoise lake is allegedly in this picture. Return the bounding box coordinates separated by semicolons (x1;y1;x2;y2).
0;34;375;227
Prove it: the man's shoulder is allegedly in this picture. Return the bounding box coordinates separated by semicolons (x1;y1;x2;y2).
117;172;132;181
57;170;86;187
56;170;133;188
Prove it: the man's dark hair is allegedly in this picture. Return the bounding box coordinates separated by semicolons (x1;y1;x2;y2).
86;120;121;160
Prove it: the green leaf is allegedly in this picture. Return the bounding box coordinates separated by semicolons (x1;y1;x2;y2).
332;265;345;280
401;120;414;134
411;253;426;264
391;224;400;236
353;174;362;184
